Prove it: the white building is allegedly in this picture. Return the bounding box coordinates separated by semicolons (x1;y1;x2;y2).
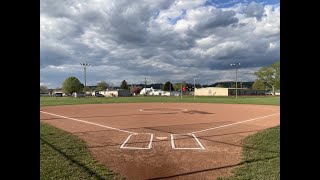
98;89;131;97
140;87;180;96
140;87;156;95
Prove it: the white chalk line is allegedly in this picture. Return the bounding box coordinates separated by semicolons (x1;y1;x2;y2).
170;134;175;149
171;134;205;150
41;111;279;150
190;113;280;134
148;134;154;149
192;134;205;149
120;134;134;148
120;133;153;149
40;111;135;134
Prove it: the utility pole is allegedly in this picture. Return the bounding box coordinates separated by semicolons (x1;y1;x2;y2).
144;78;147;95
80;63;90;90
193;78;198;100
230;63;240;99
180;83;182;99
169;81;171;97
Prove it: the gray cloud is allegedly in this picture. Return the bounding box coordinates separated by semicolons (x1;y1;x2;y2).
40;0;279;88
242;1;265;20
193;8;239;31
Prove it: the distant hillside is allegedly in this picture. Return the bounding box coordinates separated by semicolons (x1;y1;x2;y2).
132;82;254;89
202;81;254;89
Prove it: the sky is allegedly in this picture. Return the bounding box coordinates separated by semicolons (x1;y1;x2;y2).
40;0;280;88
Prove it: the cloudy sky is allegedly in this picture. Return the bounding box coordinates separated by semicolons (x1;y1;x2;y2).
40;0;280;88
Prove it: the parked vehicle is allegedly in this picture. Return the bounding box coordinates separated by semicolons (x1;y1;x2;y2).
96;93;105;97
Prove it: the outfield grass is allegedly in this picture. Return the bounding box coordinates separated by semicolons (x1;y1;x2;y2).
40;123;121;180
40;95;280;107
218;126;280;180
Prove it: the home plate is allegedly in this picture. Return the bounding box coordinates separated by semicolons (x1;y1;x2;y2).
156;136;168;140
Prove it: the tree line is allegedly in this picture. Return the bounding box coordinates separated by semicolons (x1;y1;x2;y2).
41;61;279;95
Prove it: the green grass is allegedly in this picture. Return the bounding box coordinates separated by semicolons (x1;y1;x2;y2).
40;95;280;107
40;123;121;180
218;126;280;180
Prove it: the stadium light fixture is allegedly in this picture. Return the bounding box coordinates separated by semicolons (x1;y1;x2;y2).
230;63;240;99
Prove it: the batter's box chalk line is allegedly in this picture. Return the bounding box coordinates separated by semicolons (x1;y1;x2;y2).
120;133;154;149
171;133;205;150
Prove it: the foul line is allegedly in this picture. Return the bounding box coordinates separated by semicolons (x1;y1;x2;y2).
191;113;280;134
40;111;135;134
120;133;154;149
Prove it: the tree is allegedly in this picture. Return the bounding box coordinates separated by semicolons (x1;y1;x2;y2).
252;79;266;90
174;82;187;91
272;61;280;89
96;81;109;91
120;80;129;89
194;83;202;88
40;86;49;93
254;61;280;95
55;87;61;92
83;86;91;92
162;81;174;91
62;77;83;95
230;83;241;88
215;84;226;88
131;86;141;94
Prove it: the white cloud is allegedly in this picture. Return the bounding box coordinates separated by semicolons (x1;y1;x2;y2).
40;0;280;88
174;0;206;9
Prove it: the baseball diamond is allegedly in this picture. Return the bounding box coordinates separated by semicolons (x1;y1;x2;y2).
40;103;279;179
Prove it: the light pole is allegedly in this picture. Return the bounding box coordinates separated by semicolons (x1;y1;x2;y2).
80;63;90;90
193;78;198;99
180;83;182;99
230;63;240;99
144;77;147;95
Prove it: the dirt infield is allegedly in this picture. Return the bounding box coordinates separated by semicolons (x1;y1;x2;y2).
40;103;280;179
